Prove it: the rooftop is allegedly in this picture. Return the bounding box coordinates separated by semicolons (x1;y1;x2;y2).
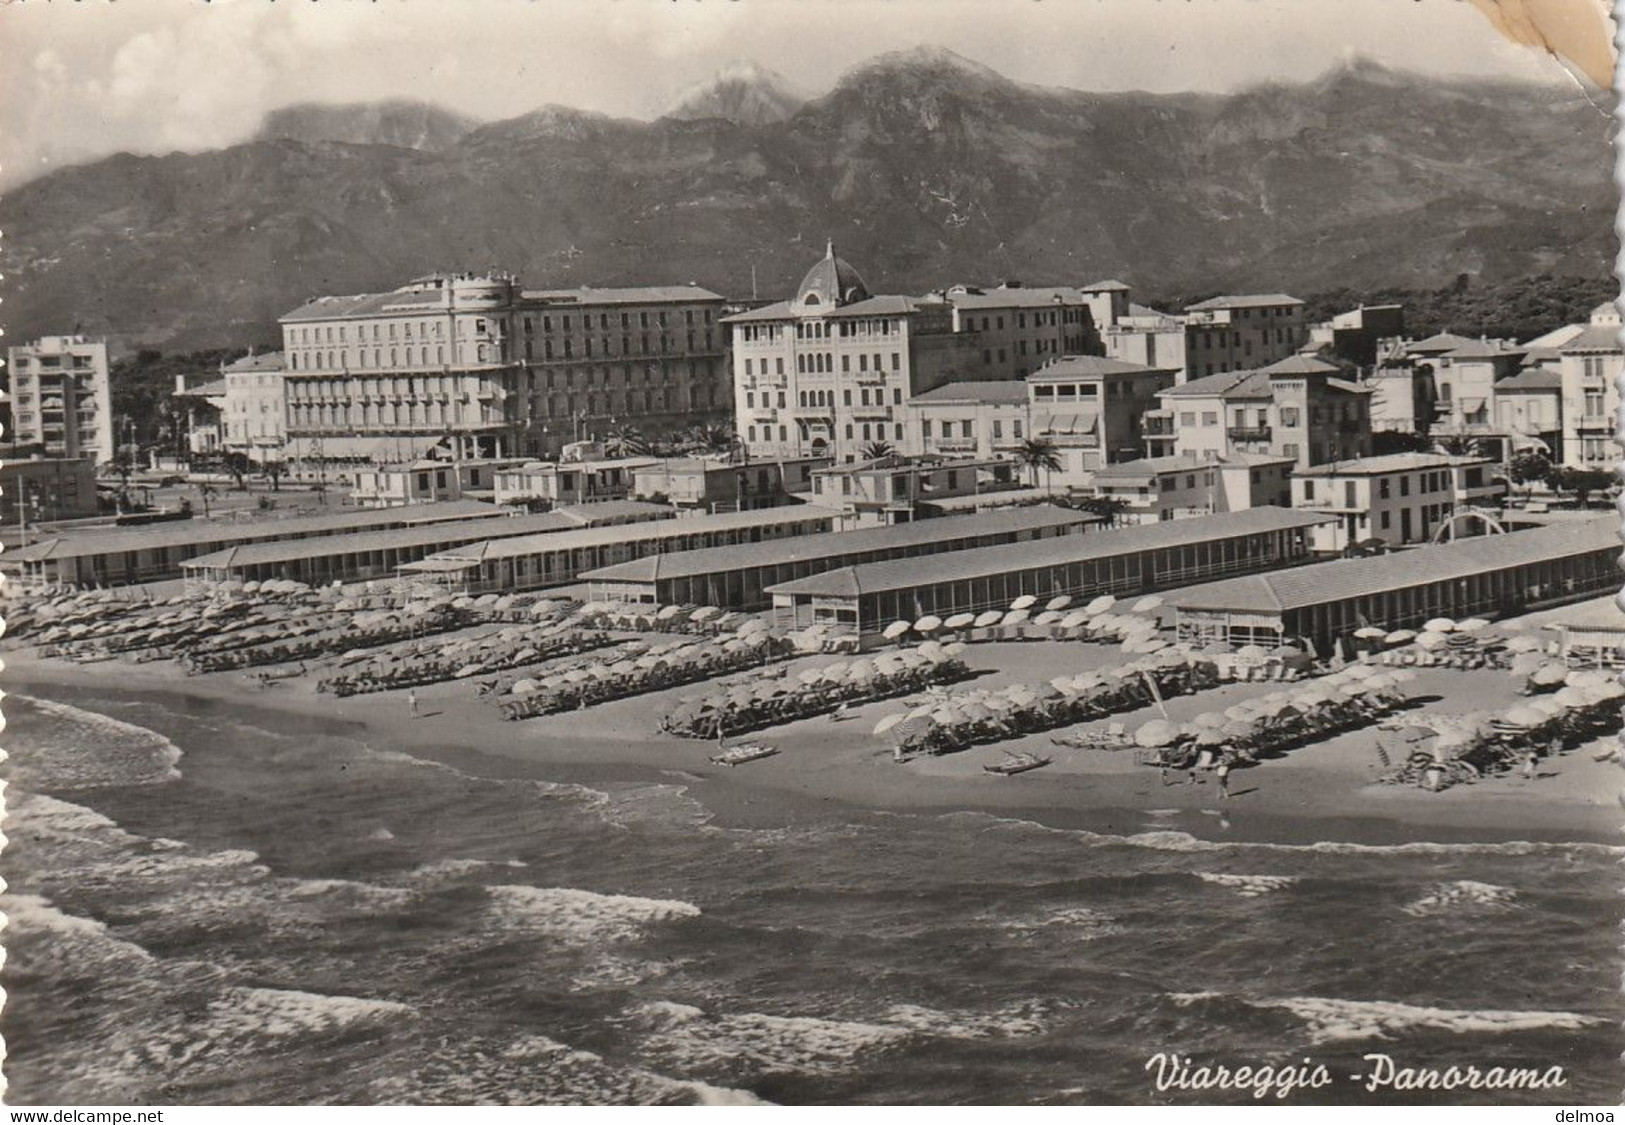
909;381;1031;406
582;505;1093;584
407;504;842;568
1293;452;1488;477
1558;324;1622;354
945;286;1090;310
9;500;508;563
1404;332;1481;355
1093;455;1218;479
1030;355;1175;380
1168;518;1618;614
181;509;627;571
1495;367;1563;391
1159;370;1270;399
764;508;1332;600
223;351;286;374
1082;279;1132;292
1185;294;1305;312
1257;353;1347;377
520;285;723;305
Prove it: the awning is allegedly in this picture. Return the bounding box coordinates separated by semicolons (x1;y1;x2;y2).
1457;397;1486;415
396;556;480;573
1035;407;1100;436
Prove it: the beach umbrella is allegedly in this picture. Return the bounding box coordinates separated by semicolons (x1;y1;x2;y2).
1527;697;1565;718
655;605;682;621
1353;626;1387;640
1498;705;1546;729
944;612;977;630
1504;635;1542;654
1010;595;1038;611
1085;594;1118;615
973;610;1004;628
1190;711;1227;730
1034;611;1062;626
1552;686;1589;709
914;615;943;634
1002;609;1031;626
1134;719;1180;748
1456;618;1491;633
1221;720;1258;742
691;606;722;622
1192;727;1227;747
1423;618;1456;634
1059;610;1090;628
1414;631;1448;650
1530;663;1569;687
1235;644;1269;660
1224;703;1260;723
1339;681;1371;697
873;713;906;736
1051;675;1082;695
1046;595;1073;612
942;642;968;656
1384;629;1416;645
882;621;913;641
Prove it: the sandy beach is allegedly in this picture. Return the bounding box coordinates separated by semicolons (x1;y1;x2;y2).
11;606;1621;846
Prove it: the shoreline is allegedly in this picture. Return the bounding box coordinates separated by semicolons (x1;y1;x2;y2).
9;642;1621;848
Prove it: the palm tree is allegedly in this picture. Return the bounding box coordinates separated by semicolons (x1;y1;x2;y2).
1015;436;1062;491
681;423;739;459
604;425;650;458
1432;433;1480;457
858;440;896;461
1076;495;1131;528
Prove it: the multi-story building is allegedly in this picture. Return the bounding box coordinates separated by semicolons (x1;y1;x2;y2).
905;382;1032;459
1150;354;1372;469
940;284;1101;379
1089;451;1293;525
725;244;979;463
1104;294;1308;383
1555;321;1622;469
1307;304;1405;367
631;455;829;512
1290;453;1506;553
1179;294;1309;380
1027;356;1178;477
173;372;228;459
1426;338;1526;433
279;273;729;465
1492;367;1563;461
809;454;1021;527
6;336;114;464
0;456;100;525
221;351;287;463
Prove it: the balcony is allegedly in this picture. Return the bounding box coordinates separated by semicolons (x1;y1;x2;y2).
931;437;979;454
851;406;893;421
752;408;780;423
1226;425;1272;443
1140;415;1175;438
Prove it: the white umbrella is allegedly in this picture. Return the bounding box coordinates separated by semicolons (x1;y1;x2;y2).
1010;595;1038;611
1045;595;1073;611
914;615;943;634
1002;609;1031;626
973;610;1004;627
883;621;913;640
944;612;977;629
1085;595;1117;615
873;713;906;736
1423;618;1456;634
1132;595;1165;614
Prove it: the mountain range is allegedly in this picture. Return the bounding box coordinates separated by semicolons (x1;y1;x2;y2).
1;47;1613;354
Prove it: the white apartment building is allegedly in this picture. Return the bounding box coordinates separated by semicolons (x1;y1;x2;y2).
1291;453;1505;553
6;335;114;464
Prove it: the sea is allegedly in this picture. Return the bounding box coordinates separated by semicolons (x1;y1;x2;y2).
4;686;1621;1105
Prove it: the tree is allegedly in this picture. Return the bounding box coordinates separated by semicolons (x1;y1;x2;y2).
1371;429;1432;456
222;451;252;490
858;440;896;461
604;424;650;458
1432;434;1481;457
681;423;739;459
1547;465;1614;507
1076;495;1131;527
1015;437;1062;490
1507;450;1551;499
262;460;285;492
197;482;217;518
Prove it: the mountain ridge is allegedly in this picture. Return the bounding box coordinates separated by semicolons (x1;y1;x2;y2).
1;49;1612;354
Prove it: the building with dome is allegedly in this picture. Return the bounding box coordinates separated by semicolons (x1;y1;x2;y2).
724;243;981;462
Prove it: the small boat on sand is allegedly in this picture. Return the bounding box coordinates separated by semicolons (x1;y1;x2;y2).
710;743;780;767
984;751;1052;776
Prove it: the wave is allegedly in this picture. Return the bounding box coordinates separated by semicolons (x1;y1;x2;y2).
624;1001;912;1076
1402;880;1519;917
998;904;1123;940
12;696;184;789
923;810;1625;859
880;1001;1050;1040
1197;873;1300;897
1170;992;1607;1044
483;885;702;944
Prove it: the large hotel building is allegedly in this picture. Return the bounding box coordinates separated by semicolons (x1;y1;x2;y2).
724;244;1118;462
6;335;115;465
278;273;729;459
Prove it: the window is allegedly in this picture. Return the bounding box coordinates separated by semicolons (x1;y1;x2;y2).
1280;408;1299;427
1180;412;1196;427
1399;476;1410;497
1202;412;1217;426
1344;481;1356;507
1380;510;1391;530
1303;480;1316;500
1379;478;1391;499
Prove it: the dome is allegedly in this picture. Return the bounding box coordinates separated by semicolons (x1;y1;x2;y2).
796;240;869;308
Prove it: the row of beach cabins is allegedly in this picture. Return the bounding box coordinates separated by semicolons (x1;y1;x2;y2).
7;489;1618;659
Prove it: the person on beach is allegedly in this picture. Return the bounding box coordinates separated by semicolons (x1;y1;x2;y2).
830;702;850;723
1216;759;1232;799
1521;750;1538;780
408;690;419;718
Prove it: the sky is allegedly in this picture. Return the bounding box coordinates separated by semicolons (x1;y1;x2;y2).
0;0;1612;186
